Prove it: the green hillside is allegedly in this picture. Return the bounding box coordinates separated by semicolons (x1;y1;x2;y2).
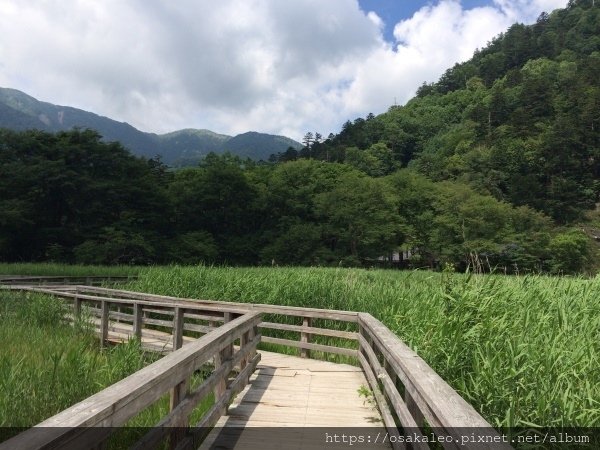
286;1;599;225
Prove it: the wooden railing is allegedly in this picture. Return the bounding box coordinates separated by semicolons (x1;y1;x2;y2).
1;283;508;449
68;285;360;358
359;313;508;450
0;310;262;450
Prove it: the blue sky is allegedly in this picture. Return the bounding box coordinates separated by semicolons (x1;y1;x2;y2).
0;0;568;140
358;0;491;42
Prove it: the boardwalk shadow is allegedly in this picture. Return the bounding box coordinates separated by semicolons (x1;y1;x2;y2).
200;363;275;449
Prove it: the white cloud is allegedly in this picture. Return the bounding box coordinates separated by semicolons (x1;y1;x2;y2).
493;0;570;22
341;0;568;123
0;0;568;141
367;11;385;30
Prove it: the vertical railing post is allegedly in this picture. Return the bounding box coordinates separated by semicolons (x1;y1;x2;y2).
133;303;143;340
300;316;311;358
100;300;109;348
73;286;82;320
213;312;233;415
172;307;184;351
169;376;189;450
169;307;188;449
240;329;250;371
224;312;233;355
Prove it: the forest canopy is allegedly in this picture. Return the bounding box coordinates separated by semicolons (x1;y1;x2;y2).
1;1;598;274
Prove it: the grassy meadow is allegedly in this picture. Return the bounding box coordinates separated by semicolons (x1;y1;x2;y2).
128;265;600;428
1;263;599;431
0;289;211;448
0;262;142;277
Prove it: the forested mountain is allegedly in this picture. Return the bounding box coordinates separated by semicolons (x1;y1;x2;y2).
0;88;301;165
275;0;600;225
0;1;598;273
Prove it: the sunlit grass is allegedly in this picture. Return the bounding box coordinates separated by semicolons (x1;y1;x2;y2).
0;291;160;440
2;263;599;428
0;262;141;277
128;265;600;428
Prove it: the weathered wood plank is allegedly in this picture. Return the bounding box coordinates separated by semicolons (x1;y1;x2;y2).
259;321;357;340
73;286;360;322
254;304;358;321
359;313;507;449
359;353;406;450
17;287;250;316
261;336;358;357
358;335;426;437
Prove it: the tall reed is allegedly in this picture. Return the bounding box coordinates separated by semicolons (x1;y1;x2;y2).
130;265;600;427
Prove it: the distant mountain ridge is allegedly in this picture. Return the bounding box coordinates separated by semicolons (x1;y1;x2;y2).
0;87;301;165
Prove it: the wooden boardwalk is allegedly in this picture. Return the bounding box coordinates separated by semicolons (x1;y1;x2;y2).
89;314;383;446
202;352;383;449
0;281;505;450
99;317;383;432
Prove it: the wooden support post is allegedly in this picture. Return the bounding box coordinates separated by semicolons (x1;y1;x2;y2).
172;307;184;351
213;346;230;416
169;377;189;450
100;301;109;348
74;295;82;320
213;312;233;415
223;312;233;357
300;316;311;358
240;330;250;371
133;303;143;340
247;325;258;361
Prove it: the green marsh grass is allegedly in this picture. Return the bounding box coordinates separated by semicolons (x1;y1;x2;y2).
0;291;163;442
3;263;599;429
0;262;141;277
128;265;600;428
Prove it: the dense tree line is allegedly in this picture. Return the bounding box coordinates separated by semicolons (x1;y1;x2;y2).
0;128;592;273
1;1;598;273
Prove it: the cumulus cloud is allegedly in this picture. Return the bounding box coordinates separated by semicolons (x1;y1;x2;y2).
0;0;567;141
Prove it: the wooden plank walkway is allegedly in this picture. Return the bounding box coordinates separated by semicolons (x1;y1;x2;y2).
96;315;386;449
201;352;385;449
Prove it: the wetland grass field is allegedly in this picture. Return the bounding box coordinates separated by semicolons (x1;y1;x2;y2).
1;263;599;432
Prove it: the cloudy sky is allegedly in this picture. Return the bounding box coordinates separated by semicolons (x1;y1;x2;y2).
0;0;567;141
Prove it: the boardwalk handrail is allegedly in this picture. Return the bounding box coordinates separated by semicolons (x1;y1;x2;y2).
74;285;360;358
358;313;508;450
2;283;507;449
0;310;262;450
